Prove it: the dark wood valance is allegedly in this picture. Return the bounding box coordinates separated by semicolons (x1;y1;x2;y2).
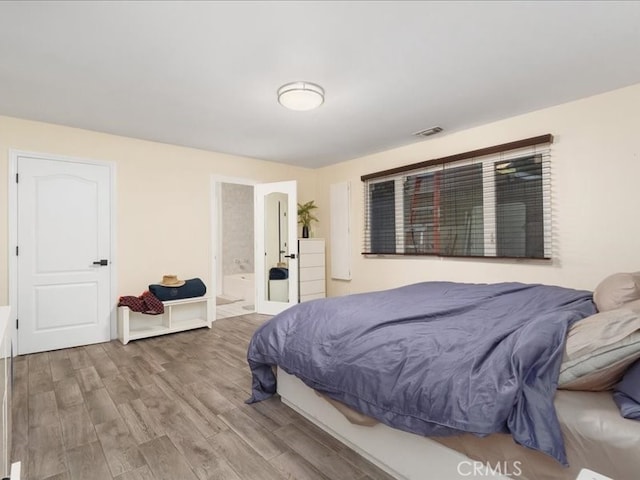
360;134;554;182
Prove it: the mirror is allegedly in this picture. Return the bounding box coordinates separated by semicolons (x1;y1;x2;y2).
264;192;289;302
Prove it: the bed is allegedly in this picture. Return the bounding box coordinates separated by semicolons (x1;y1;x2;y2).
247;279;640;479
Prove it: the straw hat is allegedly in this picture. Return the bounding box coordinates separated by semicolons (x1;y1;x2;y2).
159;274;185;287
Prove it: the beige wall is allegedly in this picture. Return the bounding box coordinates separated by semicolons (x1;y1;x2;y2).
3;81;639;308
0;116;317;304
316;83;640;296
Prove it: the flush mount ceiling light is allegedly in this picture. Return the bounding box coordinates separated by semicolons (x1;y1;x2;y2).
277;81;324;111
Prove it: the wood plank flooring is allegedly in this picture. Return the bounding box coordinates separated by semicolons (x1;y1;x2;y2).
12;314;396;480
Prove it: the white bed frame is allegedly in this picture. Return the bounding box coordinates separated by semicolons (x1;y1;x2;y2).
278;369;509;480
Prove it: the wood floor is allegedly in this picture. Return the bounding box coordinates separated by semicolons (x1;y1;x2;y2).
12;314;396;480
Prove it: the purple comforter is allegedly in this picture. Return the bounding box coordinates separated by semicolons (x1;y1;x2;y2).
247;282;595;465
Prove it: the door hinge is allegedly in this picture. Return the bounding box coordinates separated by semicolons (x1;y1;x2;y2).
15;173;19;183
15;246;18;256
16;319;18;329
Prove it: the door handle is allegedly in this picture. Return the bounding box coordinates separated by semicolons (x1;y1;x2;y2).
283;253;296;259
93;259;109;266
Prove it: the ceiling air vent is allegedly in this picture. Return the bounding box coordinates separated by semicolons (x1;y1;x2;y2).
413;126;443;137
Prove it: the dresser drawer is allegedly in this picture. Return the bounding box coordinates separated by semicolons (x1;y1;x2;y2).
300;279;325;296
300;253;324;268
299;239;325;254
300;292;326;303
300;266;324;281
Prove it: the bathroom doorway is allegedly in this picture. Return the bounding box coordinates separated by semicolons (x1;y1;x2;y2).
212;177;256;320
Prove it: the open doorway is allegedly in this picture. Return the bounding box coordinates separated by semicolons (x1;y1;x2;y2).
213;178;256;320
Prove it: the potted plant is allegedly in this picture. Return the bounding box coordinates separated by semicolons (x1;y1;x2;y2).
297;200;318;238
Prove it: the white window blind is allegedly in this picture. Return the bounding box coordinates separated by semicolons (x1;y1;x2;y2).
362;135;552;259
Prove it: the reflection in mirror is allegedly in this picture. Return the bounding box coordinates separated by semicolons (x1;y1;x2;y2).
264;192;289;303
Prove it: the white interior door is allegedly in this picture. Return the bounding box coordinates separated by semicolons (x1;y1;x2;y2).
17;155;113;354
255;181;298;315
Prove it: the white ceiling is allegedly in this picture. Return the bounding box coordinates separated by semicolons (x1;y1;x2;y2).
1;1;640;168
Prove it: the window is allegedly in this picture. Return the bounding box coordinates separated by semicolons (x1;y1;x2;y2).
370;180;396;254
362;135;552;259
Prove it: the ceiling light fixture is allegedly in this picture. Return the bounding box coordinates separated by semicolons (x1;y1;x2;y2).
278;81;324;111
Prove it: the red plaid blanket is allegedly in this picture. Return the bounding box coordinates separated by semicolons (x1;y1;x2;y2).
118;291;164;314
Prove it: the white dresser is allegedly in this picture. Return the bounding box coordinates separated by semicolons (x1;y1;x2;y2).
298;238;326;302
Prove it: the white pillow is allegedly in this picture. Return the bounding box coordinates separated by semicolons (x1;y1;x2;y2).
558;299;640;391
593;272;640;312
